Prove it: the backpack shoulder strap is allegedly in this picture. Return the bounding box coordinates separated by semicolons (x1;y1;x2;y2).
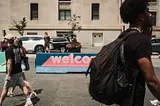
118;29;140;41
85;59;93;77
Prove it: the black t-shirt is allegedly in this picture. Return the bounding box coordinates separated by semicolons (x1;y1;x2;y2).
44;36;50;43
5;45;22;74
123;30;152;105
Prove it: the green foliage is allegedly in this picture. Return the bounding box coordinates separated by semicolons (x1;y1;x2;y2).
13;17;27;36
68;14;82;34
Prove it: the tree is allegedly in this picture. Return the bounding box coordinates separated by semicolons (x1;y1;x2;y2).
67;15;82;52
68;14;82;35
13;17;27;36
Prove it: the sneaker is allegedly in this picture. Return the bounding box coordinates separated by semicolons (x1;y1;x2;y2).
30;92;37;98
150;99;160;106
7;92;13;97
24;100;33;106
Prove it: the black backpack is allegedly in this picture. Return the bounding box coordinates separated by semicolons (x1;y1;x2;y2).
86;29;139;105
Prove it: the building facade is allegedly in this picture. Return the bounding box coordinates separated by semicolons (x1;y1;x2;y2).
0;0;160;46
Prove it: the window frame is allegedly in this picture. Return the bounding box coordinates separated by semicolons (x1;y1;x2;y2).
148;0;157;2
59;10;71;20
20;37;29;41
27;32;38;35
31;37;43;41
92;3;100;20
150;12;157;26
58;0;71;21
30;3;38;20
59;0;71;1
52;38;68;42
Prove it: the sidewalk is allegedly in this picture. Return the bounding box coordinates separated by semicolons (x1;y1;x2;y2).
0;73;108;106
0;68;157;106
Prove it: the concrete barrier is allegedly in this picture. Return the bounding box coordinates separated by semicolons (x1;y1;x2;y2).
36;53;97;73
0;52;6;73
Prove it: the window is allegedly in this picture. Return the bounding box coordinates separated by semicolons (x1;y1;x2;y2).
150;12;156;26
59;10;71;20
92;3;99;20
31;37;43;41
57;31;70;37
148;0;157;2
52;38;68;42
156;39;160;43
27;32;37;35
59;0;71;1
59;1;71;20
20;37;29;41
30;3;38;20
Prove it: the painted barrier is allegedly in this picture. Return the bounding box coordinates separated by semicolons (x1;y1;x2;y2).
0;52;6;73
36;53;97;73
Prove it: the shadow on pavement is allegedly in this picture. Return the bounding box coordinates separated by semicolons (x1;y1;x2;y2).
13;93;24;97
34;89;43;95
14;89;43;106
14;102;25;106
13;89;43;97
14;97;40;106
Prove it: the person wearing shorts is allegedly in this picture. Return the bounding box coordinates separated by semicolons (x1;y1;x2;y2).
4;72;24;88
0;36;33;106
7;38;37;99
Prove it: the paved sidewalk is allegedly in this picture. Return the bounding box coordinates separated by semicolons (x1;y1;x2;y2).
0;73;108;106
0;68;158;106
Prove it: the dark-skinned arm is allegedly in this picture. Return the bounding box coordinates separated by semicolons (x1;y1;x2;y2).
138;57;160;100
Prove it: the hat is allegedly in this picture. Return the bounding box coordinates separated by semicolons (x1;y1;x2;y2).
4;34;15;39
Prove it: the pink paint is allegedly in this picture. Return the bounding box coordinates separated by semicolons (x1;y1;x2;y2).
42;53;95;66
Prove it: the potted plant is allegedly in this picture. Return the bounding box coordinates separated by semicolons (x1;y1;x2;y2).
66;36;82;52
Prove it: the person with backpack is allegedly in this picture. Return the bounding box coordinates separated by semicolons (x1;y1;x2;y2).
86;0;160;106
0;35;33;106
7;38;37;99
120;0;160;105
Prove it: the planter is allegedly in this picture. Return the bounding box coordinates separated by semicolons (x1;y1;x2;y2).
66;42;82;53
67;47;81;53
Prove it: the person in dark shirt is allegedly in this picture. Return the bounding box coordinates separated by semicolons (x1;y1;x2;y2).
7;38;37;98
0;38;8;52
0;36;33;106
119;0;160;106
44;32;50;53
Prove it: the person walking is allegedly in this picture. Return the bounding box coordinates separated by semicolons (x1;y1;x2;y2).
0;35;33;106
7;38;37;98
119;0;160;106
44;32;50;53
0;38;8;52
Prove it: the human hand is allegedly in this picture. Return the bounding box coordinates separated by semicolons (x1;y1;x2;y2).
142;27;153;39
7;75;11;81
1;63;6;66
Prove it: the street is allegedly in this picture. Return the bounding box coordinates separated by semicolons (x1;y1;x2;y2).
0;46;159;106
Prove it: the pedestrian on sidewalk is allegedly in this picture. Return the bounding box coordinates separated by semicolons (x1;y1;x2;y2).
0;38;8;52
7;38;37;99
0;35;33;106
119;0;160;106
44;32;50;53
